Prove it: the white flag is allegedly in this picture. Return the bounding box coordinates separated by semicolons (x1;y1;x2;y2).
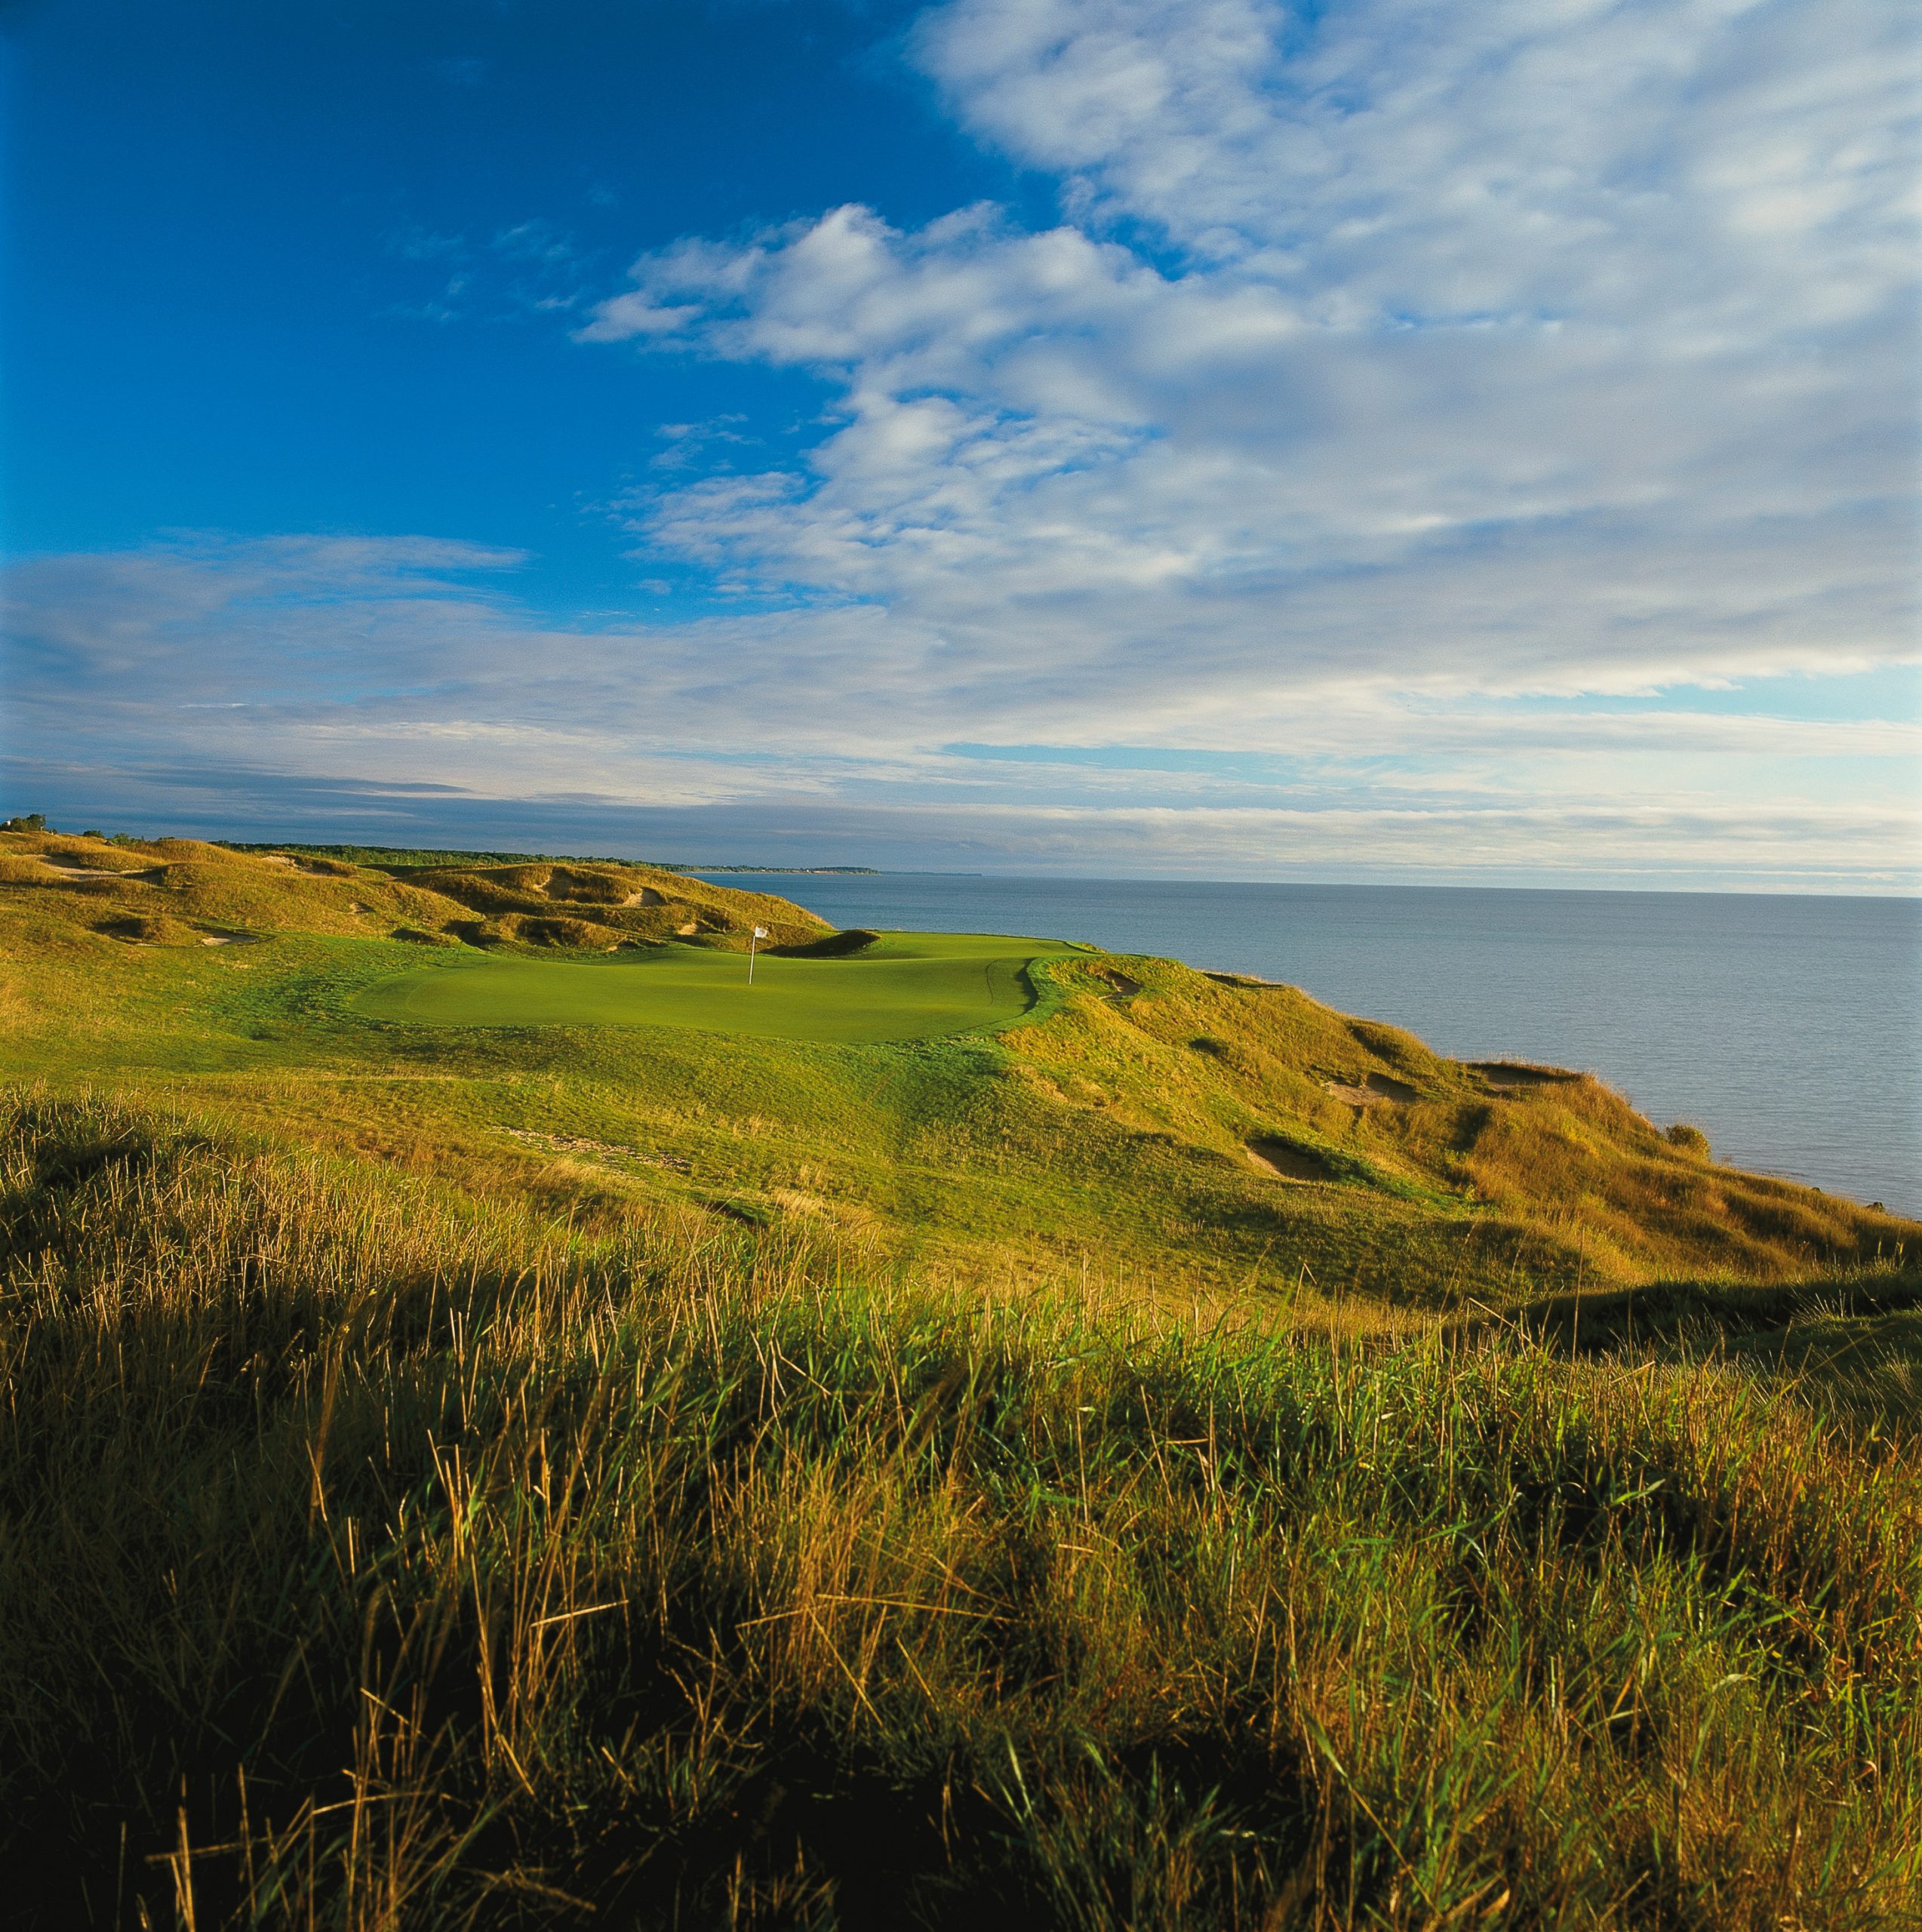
752;925;768;938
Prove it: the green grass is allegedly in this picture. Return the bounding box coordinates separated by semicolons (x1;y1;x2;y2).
2;829;1913;1313
4;832;1922;1925
2;1094;1917;1929
349;931;1077;1043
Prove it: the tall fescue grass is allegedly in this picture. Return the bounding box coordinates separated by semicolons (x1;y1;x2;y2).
2;1094;1917;1927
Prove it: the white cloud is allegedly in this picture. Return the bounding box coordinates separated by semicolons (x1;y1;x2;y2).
8;533;1916;884
573;0;1914;748
14;0;1917;883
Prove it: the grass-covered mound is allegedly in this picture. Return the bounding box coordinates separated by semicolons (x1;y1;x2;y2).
0;829;826;954
3;1094;1917;1928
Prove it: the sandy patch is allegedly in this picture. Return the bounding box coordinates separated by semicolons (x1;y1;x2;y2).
38;856;163;884
1247;1137;1334;1183
1326;1072;1419;1106
1471;1062;1578;1091
625;887;667;906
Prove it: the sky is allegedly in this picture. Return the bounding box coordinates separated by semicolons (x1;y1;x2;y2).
3;0;1918;886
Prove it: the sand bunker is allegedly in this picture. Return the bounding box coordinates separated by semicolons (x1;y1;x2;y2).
1472;1062;1579;1091
1326;1072;1419;1106
38;856;162;884
624;887;667;906
1247;1137;1336;1183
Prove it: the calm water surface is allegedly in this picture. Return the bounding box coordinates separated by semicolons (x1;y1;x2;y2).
700;874;1922;1215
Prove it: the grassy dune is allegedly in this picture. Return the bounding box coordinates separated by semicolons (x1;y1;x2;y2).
4;1094;1917;1927
0;832;827;954
2;830;1918;1925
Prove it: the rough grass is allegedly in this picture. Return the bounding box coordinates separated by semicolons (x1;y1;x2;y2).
0;830;827;955
1484;1272;1922;1430
3;1094;1918;1928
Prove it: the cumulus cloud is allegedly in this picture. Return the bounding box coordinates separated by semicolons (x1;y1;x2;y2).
578;0;1915;715
13;0;1918;881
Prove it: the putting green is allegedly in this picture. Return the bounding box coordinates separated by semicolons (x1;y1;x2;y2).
349;931;1077;1043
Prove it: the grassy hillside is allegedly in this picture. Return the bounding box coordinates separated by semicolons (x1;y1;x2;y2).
1;1094;1917;1927
0;830;826;952
1;828;1917;1925
0;827;1909;1308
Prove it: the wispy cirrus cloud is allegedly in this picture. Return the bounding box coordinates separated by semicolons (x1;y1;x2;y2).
8;531;1917;884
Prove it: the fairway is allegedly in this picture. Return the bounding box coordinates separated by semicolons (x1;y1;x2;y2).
349;930;1075;1042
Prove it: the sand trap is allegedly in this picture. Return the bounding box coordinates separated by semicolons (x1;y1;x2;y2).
38;855;161;883
1326;1072;1419;1106
1247;1137;1335;1183
1089;966;1139;998
1472;1062;1578;1091
625;887;667;907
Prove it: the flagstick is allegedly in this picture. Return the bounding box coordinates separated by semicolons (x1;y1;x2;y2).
748;924;767;985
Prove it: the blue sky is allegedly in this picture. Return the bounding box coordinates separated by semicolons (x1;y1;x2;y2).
4;0;1917;884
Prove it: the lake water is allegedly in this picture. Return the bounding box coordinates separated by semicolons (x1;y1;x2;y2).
699;874;1922;1215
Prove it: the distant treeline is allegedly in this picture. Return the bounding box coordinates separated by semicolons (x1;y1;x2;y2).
218;841;879;875
220;841;680;871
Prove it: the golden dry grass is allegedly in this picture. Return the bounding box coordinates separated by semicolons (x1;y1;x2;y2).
2;1094;1916;1927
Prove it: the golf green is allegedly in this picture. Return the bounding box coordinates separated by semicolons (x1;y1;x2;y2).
349;931;1077;1042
